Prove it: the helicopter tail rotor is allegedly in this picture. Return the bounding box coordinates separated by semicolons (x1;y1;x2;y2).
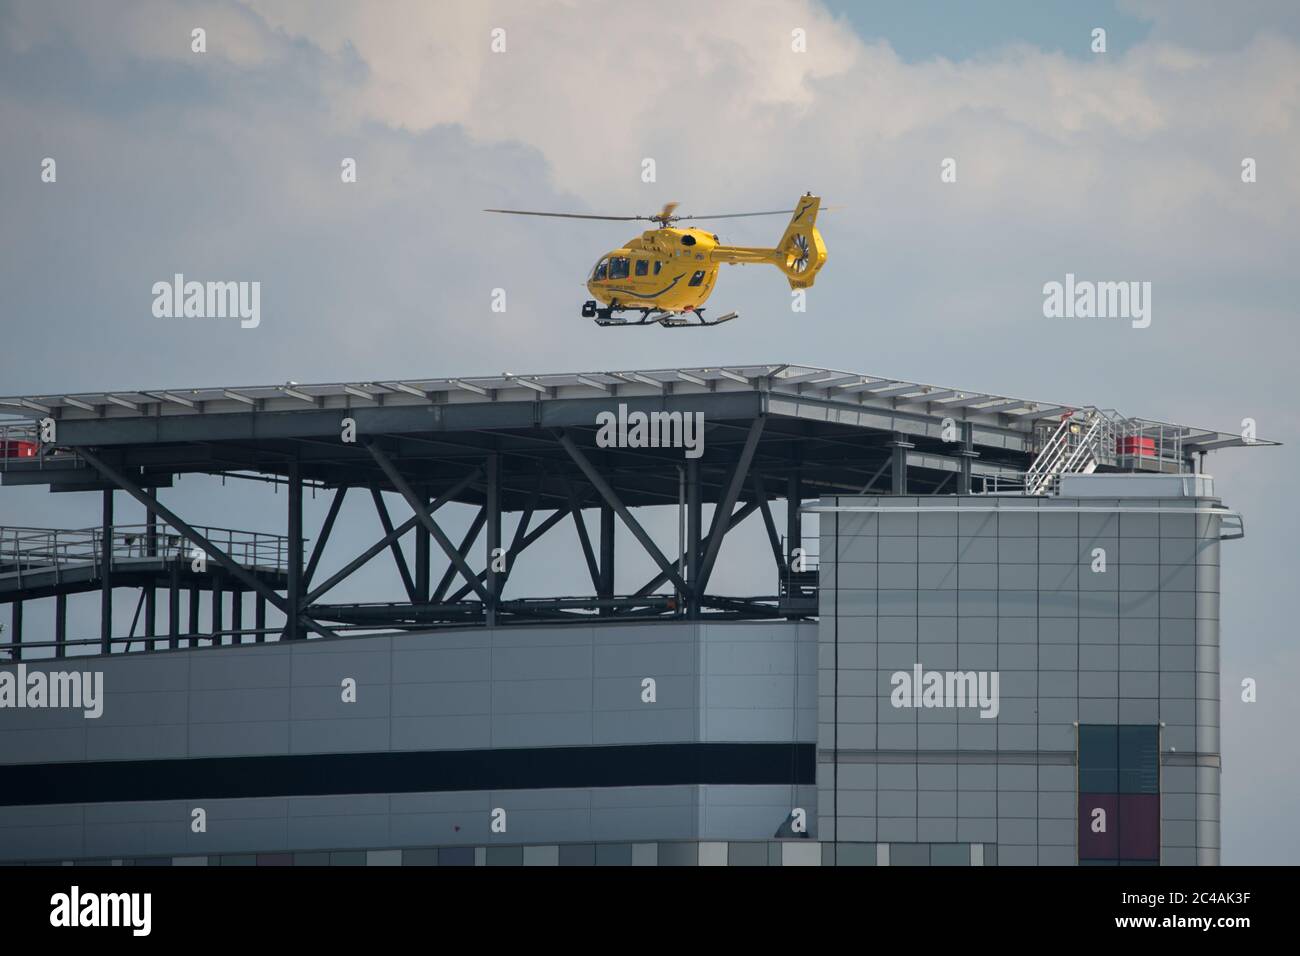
773;193;828;290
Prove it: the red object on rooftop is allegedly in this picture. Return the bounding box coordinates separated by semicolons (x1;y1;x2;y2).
1117;436;1156;457
0;439;38;459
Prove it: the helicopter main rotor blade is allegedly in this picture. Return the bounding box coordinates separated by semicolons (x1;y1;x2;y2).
484;209;648;222
672;210;791;221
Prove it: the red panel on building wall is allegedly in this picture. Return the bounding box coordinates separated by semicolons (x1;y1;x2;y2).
1078;792;1119;860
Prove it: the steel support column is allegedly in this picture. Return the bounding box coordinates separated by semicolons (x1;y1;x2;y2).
486;453;500;627
959;422;978;495
55;594;66;658
101;488;113;654
286;462;303;641
10;601;21;661
599;504;615;614
168;562;180;649
786;469;802;567
231;586;243;643
686;458;701;619
751;473;784;576
888;434;914;496
212;571;224;645
188;582;199;648
145;498;157;650
415;485;431;604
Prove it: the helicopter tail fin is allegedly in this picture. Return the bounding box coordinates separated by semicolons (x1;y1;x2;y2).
773;194;827;289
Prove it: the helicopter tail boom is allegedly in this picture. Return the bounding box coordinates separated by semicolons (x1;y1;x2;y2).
710;194;828;288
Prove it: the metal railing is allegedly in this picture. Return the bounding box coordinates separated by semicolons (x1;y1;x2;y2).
1;421;41;471
981;409;1198;498
1024;411;1105;495
0;524;294;581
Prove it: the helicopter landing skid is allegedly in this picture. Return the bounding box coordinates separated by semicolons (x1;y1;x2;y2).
592;308;738;329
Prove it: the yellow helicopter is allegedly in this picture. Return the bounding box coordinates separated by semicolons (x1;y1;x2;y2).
486;193;827;327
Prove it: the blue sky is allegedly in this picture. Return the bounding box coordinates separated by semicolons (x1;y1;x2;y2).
824;1;1148;60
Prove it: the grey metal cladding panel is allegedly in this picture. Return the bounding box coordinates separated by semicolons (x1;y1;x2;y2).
0;823;86;861
389;715;492;751
492;712;595;748
699;804;802;842
918;512;958;536
188;647;292;689
704;639;805;676
918;536;957;562
703;674;799;710
591;674;685;710
703;708;811;743
91;689;191;728
589;805;696;843
188;720;290;757
287;812;389;851
592;708;699;745
290;719;391;754
389;681;488;717
1119;538;1160;564
290;642;392;686
958;537;998;562
491;623;600;649
879;512;918;536
188;687;291;724
390;647;492;683
1119;514;1159;536
835;536;879;563
998;513;1037;536
86;723;190;762
96;654;191;692
0;727;87;764
291;683;391;720
492;678;593;714
0;687;89;732
958;511;997;536
595;641;696;676
491;644;594;681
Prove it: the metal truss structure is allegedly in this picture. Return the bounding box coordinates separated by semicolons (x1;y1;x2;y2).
0;364;1272;658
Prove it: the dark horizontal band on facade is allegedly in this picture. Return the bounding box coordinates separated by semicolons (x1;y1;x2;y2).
819;749;1077;765
818;749;1220;768
0;742;816;807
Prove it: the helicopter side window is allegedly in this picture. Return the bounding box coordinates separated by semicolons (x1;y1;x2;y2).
593;259;608;281
688;270;706;287
654;261;663;275
635;259;648;277
610;257;630;280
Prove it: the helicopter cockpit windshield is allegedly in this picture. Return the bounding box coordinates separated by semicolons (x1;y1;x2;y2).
592;258;608;281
